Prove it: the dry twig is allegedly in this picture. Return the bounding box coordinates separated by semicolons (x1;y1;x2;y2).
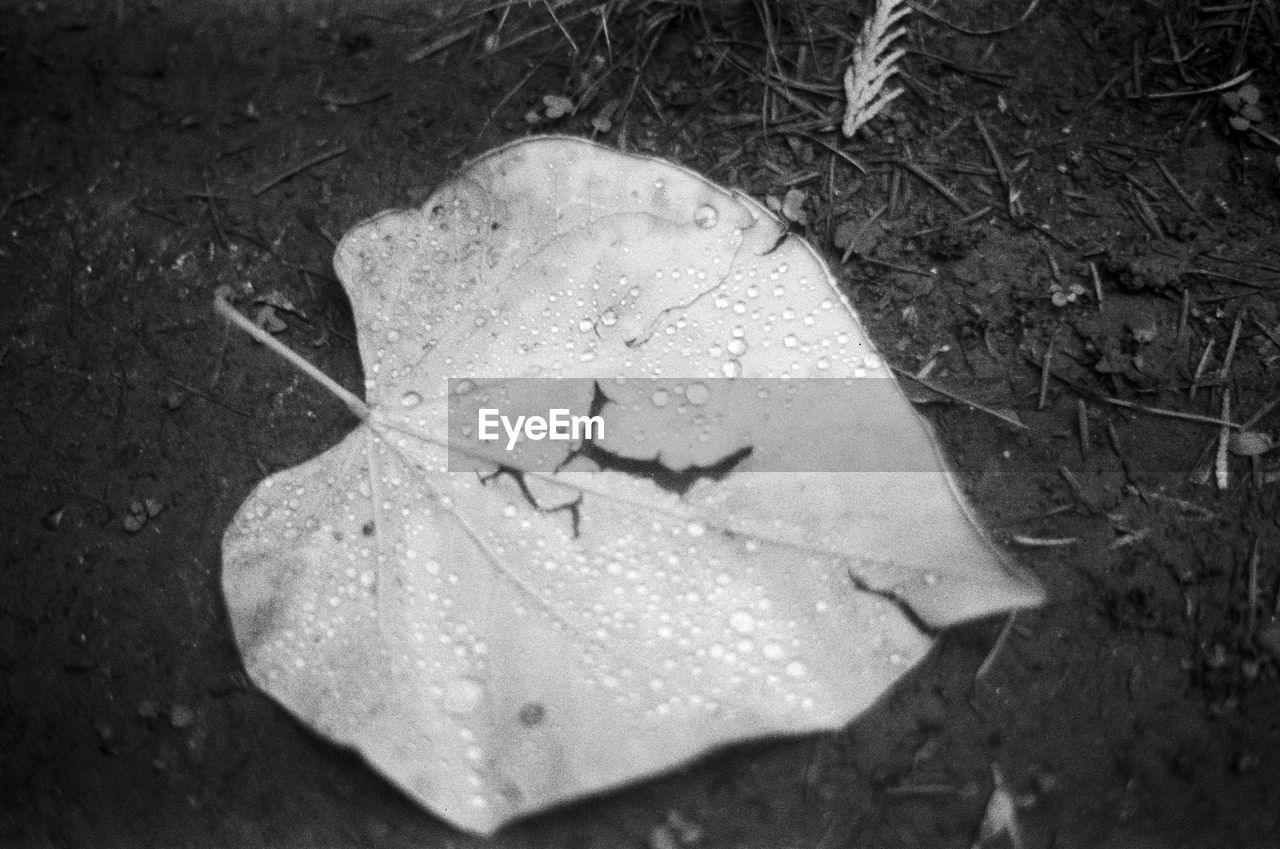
253;146;348;197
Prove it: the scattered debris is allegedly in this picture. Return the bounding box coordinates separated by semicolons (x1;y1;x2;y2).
767;188;809;225
253;305;288;334
1049;280;1086;307
123;498;164;534
972;765;1026;849
833;207;887;261
527;93;575;124
169;704;196;730
1010;535;1079;548
41;506;64;531
649;809;703;849
1221;83;1264;133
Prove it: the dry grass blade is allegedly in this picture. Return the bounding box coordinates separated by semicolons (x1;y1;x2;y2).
910;0;1041;37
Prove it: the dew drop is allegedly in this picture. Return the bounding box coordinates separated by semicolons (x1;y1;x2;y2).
783;334;798;349
694;204;719;228
685;383;710;405
651;389;671;407
721;359;742;378
400;390;423;409
686;521;706;538
600;309;618;326
726;338;747;356
728;610;756;634
442;676;485;715
785;660;807;678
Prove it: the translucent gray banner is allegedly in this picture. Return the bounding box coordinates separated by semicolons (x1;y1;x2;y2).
444;377;960;474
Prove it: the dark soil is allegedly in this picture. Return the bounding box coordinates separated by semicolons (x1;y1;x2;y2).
2;1;1279;847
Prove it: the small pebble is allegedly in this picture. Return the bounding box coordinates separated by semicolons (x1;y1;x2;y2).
169;704;195;729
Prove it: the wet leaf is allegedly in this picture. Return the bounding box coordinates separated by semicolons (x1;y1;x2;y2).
221;136;1043;835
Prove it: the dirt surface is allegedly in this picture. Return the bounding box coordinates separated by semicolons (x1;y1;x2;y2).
2;1;1279;847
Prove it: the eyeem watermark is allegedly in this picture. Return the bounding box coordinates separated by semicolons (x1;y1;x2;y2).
449;377;1027;473
477;408;604;451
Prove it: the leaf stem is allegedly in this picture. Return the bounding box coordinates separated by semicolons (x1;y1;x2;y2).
214;293;370;421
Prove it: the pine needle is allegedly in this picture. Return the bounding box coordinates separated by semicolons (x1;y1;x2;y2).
842;0;910;137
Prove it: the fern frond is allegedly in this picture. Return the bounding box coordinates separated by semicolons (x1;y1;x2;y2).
841;0;911;137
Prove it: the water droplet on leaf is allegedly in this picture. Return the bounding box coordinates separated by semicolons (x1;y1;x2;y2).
443;676;485;716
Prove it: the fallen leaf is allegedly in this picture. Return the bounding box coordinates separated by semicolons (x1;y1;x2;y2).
542;94;574;120
781;188;808;225
221;135;1043;835
124;499;149;533
833;208;887;261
